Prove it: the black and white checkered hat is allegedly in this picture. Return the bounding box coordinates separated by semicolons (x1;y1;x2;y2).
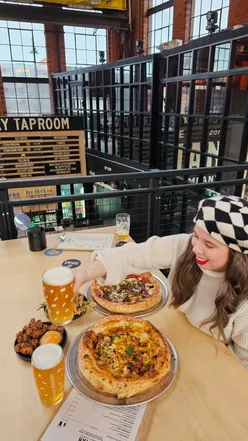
193;196;248;253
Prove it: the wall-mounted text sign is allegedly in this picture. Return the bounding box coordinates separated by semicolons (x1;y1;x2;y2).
0;117;86;180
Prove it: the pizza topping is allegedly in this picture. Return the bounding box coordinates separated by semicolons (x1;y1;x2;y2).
125;346;134;356
92;326;165;379
99;276;155;304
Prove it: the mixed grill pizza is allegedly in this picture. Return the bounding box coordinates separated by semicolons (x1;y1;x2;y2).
78;315;171;399
90;272;162;314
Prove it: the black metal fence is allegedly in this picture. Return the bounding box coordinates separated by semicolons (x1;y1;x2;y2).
52;55;155;170
52;24;248;173
1;163;248;241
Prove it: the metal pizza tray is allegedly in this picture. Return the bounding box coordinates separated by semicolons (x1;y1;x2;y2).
85;274;168;318
66;329;178;407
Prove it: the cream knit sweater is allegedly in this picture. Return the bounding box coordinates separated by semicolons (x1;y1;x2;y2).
92;234;248;369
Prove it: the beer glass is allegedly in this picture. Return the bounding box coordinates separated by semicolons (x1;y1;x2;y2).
116;213;130;242
43;266;74;325
32;343;65;406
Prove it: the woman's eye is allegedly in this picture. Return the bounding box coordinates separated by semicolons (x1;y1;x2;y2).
206;243;215;249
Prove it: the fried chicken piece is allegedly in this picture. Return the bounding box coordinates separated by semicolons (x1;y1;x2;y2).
31;329;44;338
16;331;23;343
30;339;39;349
22;334;31;343
15;343;33;356
25;327;33;336
42;324;49;333
36;320;44;329
48;324;64;335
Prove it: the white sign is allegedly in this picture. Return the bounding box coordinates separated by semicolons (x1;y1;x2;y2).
41;388;147;441
57;233;114;251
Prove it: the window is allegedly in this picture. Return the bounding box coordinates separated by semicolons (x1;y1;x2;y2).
147;3;174;54
0;20;51;116
190;0;230;40
3;82;51;115
64;26;107;70
0;20;48;77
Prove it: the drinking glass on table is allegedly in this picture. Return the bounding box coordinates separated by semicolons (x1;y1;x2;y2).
32;344;65;406
116;213;130;242
43;266;74;326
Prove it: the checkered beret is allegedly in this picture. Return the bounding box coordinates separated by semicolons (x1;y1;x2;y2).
193;196;248;254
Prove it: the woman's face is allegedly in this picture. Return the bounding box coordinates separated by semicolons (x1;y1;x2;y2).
191;225;229;271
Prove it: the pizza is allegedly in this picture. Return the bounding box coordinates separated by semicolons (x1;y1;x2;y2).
78;315;171;399
90;272;162;314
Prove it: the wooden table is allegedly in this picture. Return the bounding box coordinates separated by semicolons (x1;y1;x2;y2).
1;226;248;441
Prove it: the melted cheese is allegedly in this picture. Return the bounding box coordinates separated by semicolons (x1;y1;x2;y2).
94;326;162;378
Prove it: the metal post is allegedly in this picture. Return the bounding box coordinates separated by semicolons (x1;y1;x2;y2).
0;202;8;240
0;188;16;240
149;54;161;169
147;177;160;237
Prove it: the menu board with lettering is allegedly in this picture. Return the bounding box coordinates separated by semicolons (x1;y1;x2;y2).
0;117;86;180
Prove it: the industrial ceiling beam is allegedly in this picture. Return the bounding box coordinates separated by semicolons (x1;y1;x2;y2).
0;3;128;29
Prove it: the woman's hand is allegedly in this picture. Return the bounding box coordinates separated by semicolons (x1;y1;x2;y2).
73;260;107;293
73;267;89;293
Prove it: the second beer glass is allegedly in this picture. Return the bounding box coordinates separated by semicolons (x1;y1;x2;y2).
43;266;74;326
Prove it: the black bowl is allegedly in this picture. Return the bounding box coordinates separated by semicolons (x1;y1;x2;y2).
14;321;67;362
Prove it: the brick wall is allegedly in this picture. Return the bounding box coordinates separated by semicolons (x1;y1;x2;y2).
173;0;192;44
108;30;121;62
130;0;146;56
143;0;150;54
0;67;7;116
45;24;66;113
228;0;248;28
44;23;66;74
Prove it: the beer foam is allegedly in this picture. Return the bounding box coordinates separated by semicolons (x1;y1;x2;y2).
43;266;74;286
32;344;63;370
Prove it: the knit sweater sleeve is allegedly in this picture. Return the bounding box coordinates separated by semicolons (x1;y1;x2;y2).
230;302;248;369
91;233;189;285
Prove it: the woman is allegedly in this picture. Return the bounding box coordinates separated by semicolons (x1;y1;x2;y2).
74;196;248;368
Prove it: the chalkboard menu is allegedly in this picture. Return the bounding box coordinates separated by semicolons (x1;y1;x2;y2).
0;116;86;180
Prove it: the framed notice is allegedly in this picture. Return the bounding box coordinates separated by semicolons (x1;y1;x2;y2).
0;116;86;180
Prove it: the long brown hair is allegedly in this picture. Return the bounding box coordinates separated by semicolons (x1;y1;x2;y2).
171;237;248;342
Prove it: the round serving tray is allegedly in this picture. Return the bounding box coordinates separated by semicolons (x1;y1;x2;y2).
66;329;178;407
85;274;168;318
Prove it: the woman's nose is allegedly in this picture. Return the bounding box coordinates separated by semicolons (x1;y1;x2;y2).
193;241;205;256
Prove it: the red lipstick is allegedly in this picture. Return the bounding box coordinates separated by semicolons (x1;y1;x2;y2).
196;257;208;266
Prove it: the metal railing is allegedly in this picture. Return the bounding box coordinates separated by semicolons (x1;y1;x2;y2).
1;164;248;241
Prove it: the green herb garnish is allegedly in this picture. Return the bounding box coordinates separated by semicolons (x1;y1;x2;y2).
125;346;134;356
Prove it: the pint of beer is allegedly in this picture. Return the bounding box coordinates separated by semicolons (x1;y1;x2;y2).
32;344;65;406
116;213;130;242
43;266;74;326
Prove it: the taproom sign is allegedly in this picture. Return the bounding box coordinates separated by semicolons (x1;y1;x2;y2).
0;116;83;132
0;116;86;179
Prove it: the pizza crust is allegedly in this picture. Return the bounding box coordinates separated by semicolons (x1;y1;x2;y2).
90;272;163;314
78;315;171;399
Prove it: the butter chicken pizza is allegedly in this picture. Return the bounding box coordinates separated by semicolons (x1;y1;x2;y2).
78;315;171;399
90;272;162;314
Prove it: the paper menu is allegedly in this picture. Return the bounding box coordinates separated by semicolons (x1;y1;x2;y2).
41;388;147;441
57;234;114;251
